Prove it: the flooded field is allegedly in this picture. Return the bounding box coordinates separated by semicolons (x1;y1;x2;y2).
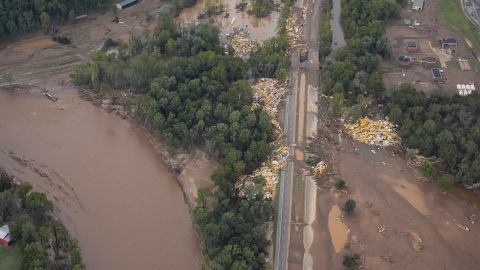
0;88;202;270
327;205;348;253
179;0;279;40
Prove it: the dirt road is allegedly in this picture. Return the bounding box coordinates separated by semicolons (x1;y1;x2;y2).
0;87;203;269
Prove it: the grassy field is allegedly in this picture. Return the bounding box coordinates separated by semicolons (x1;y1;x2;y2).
437;0;480;77
0;245;22;270
437;0;480;48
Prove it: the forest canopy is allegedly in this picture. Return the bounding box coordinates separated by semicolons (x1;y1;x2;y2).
72;15;283;268
0;0;112;38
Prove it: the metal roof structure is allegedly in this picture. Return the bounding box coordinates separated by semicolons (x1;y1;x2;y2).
442;37;457;44
116;0;138;9
412;0;424;10
0;225;9;240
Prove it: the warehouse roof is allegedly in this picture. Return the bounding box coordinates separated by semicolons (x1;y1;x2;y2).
116;0;138;8
412;0;424;10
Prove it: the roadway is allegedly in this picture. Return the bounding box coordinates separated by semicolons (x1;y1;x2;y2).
274;0;321;268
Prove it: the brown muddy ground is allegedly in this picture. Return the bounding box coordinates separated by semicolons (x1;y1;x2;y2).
179;0;279;41
0;0;161;87
0;87;203;270
308;137;480;269
381;0;477;93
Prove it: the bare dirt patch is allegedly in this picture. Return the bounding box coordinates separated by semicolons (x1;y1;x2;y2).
333;139;480;269
0;0;161;87
382;0;478;94
327;204;349;253
11;38;56;53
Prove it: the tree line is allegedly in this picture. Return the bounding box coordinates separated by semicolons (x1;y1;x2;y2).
72;13;291;268
0;169;83;270
0;0;112;38
387;84;480;185
322;0;480;186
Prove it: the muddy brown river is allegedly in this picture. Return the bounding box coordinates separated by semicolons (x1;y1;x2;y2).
0;88;202;269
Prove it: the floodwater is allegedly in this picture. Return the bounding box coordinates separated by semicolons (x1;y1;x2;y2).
179;0;279;41
295;73;306;160
330;0;345;49
0;89;202;270
392;181;430;215
327;205;348;253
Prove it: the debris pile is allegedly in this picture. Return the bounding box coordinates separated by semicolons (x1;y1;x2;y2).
344;117;399;147
228;29;260;57
236;146;289;198
465;214;477;224
313;161;327;176
407;154;427;167
409;231;424;251
235;79;290;197
377;224;387;233
251;78;288;131
286;16;302;47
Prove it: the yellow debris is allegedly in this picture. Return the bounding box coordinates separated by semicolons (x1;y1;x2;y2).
236;80;289;198
286;16;302;47
251;78;287;132
231;30;261;57
236;146;289;198
313;161;327;176
344;117;399;147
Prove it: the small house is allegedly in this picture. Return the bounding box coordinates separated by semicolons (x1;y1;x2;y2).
116;0;138;9
398;55;419;65
0;224;11;247
432;68;446;83
406;41;418;53
441;38;458;48
412;0;424;10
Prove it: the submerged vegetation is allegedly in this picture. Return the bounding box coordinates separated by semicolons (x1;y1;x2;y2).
0;169;82;270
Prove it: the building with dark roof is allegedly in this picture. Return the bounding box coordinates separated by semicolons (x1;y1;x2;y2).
406;41;418;53
441;37;458;48
432;68;446;83
116;0;138;9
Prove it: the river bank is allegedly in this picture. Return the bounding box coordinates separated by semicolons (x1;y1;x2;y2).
0;85;206;269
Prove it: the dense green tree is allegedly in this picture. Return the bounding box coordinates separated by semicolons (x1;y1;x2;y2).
343;252;361;270
343;199;356;215
26;192;53;222
0;169;12;192
420;160;434;178
11;214;37;245
22;242;52;270
438;174;454;192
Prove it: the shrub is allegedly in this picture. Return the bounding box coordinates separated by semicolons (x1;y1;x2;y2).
420;160;434;178
438;174;454;192
343;199;356;214
335;179;346;190
343;252;360;269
